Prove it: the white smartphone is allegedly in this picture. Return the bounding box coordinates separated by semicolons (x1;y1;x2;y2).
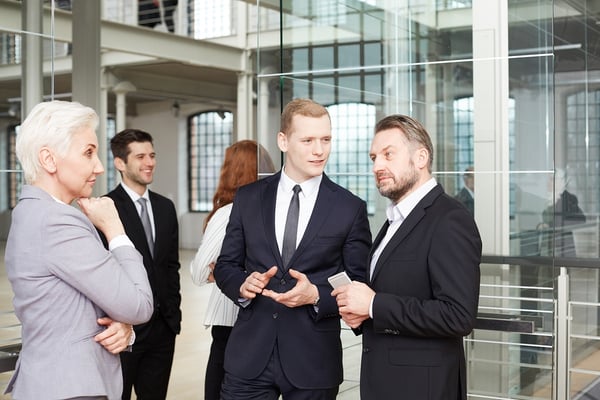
328;271;352;289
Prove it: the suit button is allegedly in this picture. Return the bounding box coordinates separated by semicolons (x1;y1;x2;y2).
273;313;278;319
280;279;286;285
363;347;370;353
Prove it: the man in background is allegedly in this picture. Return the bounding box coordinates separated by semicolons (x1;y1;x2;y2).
455;166;474;215
102;128;181;400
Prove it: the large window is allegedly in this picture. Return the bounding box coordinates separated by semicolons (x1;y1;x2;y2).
288;41;384;106
326;102;376;214
454;96;475;185
285;40;383;212
0;125;19;211
188;110;233;212
6;125;21;209
0;33;20;64
105;117;117;191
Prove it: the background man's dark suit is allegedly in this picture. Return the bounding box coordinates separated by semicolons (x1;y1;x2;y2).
104;184;181;398
362;184;481;400
454;186;474;215
540;189;586;257
214;171;371;391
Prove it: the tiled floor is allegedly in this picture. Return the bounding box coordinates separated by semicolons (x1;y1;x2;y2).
0;247;362;399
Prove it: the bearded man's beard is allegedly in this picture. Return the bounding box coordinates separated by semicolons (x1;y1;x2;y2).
377;165;419;203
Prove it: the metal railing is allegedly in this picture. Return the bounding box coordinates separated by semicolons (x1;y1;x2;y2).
467;254;600;399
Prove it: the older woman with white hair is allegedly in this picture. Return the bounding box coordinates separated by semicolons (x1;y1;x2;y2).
4;100;154;400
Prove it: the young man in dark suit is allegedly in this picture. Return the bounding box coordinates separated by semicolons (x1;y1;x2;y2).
333;115;482;400
214;98;371;400
103;129;181;400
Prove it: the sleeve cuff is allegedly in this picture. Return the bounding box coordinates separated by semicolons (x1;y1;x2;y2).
109;234;135;251
128;326;136;346
239;298;251;308
369;294;375;319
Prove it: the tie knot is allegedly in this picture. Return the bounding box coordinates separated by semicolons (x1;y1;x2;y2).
292;185;302;195
138;197;147;207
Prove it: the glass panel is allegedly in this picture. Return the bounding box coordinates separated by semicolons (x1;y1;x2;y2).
569;267;600;399
468;261;555;398
326;102;377;214
312;46;334;71
255;0;598;398
1;0;597;396
507;0;555;260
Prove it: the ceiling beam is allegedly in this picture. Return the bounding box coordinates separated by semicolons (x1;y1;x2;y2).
108;68;238;103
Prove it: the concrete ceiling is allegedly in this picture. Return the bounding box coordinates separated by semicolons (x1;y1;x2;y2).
0;0;246;119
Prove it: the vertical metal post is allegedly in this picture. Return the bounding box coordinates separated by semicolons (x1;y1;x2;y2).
555;266;570;399
21;0;44;118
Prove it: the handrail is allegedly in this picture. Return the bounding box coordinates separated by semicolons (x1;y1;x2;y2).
474;314;534;333
473;254;600;334
0;343;20;373
482;254;600;269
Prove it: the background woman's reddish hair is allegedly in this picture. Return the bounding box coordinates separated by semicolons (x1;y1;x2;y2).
204;140;275;231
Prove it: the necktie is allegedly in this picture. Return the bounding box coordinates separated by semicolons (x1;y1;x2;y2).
138;198;154;257
282;185;301;268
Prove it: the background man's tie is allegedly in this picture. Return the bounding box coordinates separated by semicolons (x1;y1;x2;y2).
138;197;154;257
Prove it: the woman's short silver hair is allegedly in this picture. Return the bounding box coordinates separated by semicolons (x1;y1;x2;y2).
16;100;99;184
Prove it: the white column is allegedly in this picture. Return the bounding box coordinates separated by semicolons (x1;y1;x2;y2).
236;71;253;140
113;81;137;133
472;0;511;395
472;0;510;255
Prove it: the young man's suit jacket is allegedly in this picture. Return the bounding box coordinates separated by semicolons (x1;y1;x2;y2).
105;184;181;340
214;172;371;390
361;184;481;400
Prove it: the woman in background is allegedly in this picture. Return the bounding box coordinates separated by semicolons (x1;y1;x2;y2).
190;140;275;400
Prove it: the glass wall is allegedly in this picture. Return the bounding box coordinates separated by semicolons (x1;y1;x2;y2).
1;0;600;398
256;0;600;398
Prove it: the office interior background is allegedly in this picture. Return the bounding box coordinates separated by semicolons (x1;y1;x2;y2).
0;0;599;398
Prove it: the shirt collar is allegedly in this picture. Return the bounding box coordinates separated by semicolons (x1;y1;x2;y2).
120;182;149;202
50;195;67;205
385;203;403;224
390;177;437;223
280;167;322;197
